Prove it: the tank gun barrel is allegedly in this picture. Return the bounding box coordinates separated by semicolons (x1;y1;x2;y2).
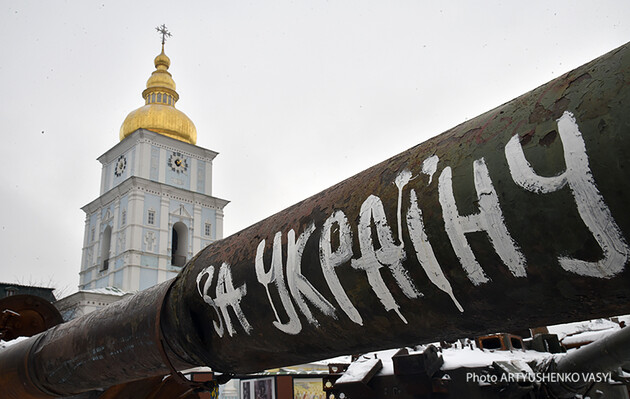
3;41;630;398
557;326;630;374
0;283;194;398
548;326;630;397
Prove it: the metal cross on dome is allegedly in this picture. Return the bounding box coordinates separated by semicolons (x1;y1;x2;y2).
156;24;172;45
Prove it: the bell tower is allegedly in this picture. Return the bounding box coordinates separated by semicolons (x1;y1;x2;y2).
79;27;229;292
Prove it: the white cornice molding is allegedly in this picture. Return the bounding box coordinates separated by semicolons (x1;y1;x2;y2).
81;176;229;214
97;129;219;165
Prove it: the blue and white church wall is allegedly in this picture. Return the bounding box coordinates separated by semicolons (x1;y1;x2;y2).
97;130;217;197
80;179;227;292
80;129;227;292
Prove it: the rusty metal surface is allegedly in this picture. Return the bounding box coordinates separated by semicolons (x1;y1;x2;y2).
0;282;196;398
1;337;51;399
3;42;630;398
0;295;63;341
162;41;630;374
96;374;203;399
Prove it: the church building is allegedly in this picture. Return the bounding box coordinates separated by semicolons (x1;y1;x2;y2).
78;39;228;292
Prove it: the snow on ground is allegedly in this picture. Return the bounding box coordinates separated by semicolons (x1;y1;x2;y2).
325;346;558;377
439;347;555;370
547;318;620;340
335;357;382;384
561;326;620;347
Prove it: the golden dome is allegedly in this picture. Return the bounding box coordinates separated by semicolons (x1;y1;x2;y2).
120;44;197;144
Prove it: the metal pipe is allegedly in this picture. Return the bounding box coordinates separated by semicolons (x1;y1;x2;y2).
556;327;630;374
0;282;196;398
2;41;630;397
162;41;630;374
549;326;630;397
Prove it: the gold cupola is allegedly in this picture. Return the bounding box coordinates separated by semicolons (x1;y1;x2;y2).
119;43;197;144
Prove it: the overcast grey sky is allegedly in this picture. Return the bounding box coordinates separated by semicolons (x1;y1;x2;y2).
1;1;629;296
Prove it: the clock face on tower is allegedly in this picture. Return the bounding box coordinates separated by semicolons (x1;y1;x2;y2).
114;155;127;177
168;152;188;174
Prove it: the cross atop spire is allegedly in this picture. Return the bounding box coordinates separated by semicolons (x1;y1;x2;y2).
156;24;172;45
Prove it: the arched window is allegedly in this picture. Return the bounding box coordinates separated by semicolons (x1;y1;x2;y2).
101;225;112;271
171;222;188;267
